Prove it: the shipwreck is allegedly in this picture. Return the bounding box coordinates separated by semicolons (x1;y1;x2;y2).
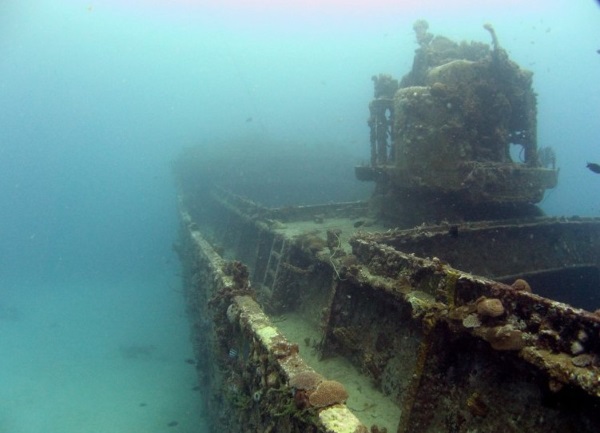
173;21;600;433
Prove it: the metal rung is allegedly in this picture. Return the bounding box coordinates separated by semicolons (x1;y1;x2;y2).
262;236;287;290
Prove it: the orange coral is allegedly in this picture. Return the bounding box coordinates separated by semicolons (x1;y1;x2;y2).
511;279;532;292
289;371;323;392
308;380;349;408
476;297;505;318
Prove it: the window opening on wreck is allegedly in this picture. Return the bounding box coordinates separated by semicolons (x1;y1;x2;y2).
509;143;526;164
371;106;394;165
384;107;393;162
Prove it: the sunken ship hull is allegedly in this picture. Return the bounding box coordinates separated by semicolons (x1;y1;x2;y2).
173;22;599;433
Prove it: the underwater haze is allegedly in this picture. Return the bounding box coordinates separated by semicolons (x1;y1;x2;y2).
0;1;599;432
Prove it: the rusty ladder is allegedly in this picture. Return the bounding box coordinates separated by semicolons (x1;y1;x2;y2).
262;235;287;291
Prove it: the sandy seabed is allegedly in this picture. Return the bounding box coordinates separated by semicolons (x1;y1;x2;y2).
0;280;208;433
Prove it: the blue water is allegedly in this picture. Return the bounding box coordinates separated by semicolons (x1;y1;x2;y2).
0;1;599;432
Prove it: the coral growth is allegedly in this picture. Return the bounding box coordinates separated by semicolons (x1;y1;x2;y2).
572;354;595;368
413;19;433;47
289;371;325;409
295;232;327;254
511;279;532;292
223;260;250;289
308;380;349;408
476;297;505;318
270;336;299;359
289;371;324;392
462;313;482;328
484;325;525;351
226;303;240;324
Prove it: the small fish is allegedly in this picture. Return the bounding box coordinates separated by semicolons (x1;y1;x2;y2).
191;385;201;391
353;220;365;228
586;162;600;174
167;421;179;427
184;358;196;365
246;117;253;122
